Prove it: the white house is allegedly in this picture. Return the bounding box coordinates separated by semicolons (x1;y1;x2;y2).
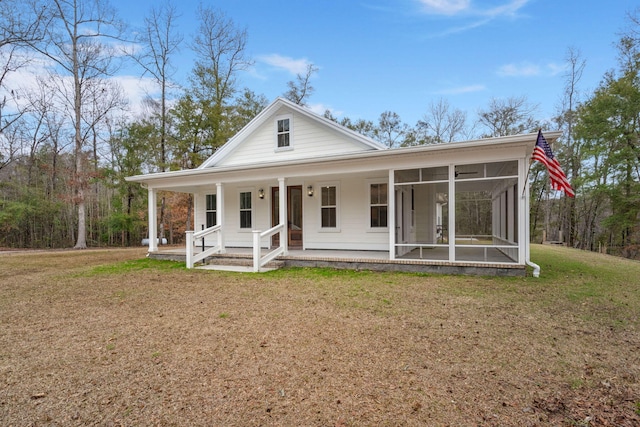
126;97;556;276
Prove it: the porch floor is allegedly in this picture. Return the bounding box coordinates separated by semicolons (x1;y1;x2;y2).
149;246;525;276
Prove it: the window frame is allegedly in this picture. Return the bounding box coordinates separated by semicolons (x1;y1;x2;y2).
318;181;340;232
238;189;253;230
367;180;389;232
274;114;293;152
205;194;217;228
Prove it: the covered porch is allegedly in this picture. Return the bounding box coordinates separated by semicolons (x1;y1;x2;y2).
130;133;548;276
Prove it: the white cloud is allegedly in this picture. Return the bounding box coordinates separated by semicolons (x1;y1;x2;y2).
546;62;566;76
417;0;529;17
431;17;490;36
497;61;566;77
2;61;161;118
497;62;540;77
117;40;143;57
307;102;340;117
258;54;311;75
0;45;172;121
481;0;529;18
244;65;269;81
113;74;161;105
419;0;531;36
437;84;486;94
417;0;470;15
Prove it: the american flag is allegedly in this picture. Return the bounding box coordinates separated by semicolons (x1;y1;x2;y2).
532;130;575;198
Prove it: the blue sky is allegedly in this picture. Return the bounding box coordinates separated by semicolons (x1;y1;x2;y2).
113;0;634;128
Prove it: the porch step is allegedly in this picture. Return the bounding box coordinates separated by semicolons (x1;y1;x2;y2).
199;255;285;272
196;264;277;272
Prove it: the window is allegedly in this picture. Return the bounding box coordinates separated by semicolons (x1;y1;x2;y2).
276;117;291;149
321;185;337;228
239;191;252;229
369;183;388;228
205;194;216;228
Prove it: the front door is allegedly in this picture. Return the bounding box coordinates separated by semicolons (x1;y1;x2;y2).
271;186;303;248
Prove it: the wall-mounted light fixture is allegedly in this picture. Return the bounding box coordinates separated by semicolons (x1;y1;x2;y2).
307;185;314;197
258;188;265;199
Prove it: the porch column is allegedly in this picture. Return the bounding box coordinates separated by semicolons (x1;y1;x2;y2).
147;187;158;252
448;164;456;261
216;182;226;253
279;177;288;255
519;159;528;265
388;169;395;260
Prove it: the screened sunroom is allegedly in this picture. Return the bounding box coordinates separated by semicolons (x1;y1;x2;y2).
391;160;521;264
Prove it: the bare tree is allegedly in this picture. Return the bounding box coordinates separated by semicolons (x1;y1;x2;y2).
188;4;252;149
0;0;48;151
0;47;32;132
323;109;377;140
0;51;25;173
477;96;538;137
15;0;125;249
76;78;126;172
558;47;586;247
130;0;182;172
0;0;49;48
0;116;24;172
284;63;318;106
22;79;56;185
129;1;182;245
415;98;467;144
40;78;69;198
375;111;409;148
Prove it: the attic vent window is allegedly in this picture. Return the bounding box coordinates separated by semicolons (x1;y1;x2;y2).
275;115;293;151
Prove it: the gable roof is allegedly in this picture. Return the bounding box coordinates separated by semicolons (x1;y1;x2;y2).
198;97;386;169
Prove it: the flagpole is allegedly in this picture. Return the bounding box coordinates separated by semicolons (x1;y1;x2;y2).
522;159;533;197
522;128;542;197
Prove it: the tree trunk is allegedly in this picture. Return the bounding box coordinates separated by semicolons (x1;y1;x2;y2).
73;33;87;249
75;190;87;249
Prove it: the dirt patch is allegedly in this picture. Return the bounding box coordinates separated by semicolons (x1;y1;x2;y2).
1;248;639;426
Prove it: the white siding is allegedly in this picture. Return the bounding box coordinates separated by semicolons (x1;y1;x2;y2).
217;107;374;167
218;183;272;248
303;173;389;251
193;173;390;251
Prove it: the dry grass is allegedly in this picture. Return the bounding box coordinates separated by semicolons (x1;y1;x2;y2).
0;246;639;426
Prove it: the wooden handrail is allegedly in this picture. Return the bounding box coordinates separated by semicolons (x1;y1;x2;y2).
186;225;224;268
253;223;285;272
193;224;221;239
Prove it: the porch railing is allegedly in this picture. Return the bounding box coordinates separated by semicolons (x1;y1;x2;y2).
395;234;519;263
252;223;285;272
185;225;222;268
